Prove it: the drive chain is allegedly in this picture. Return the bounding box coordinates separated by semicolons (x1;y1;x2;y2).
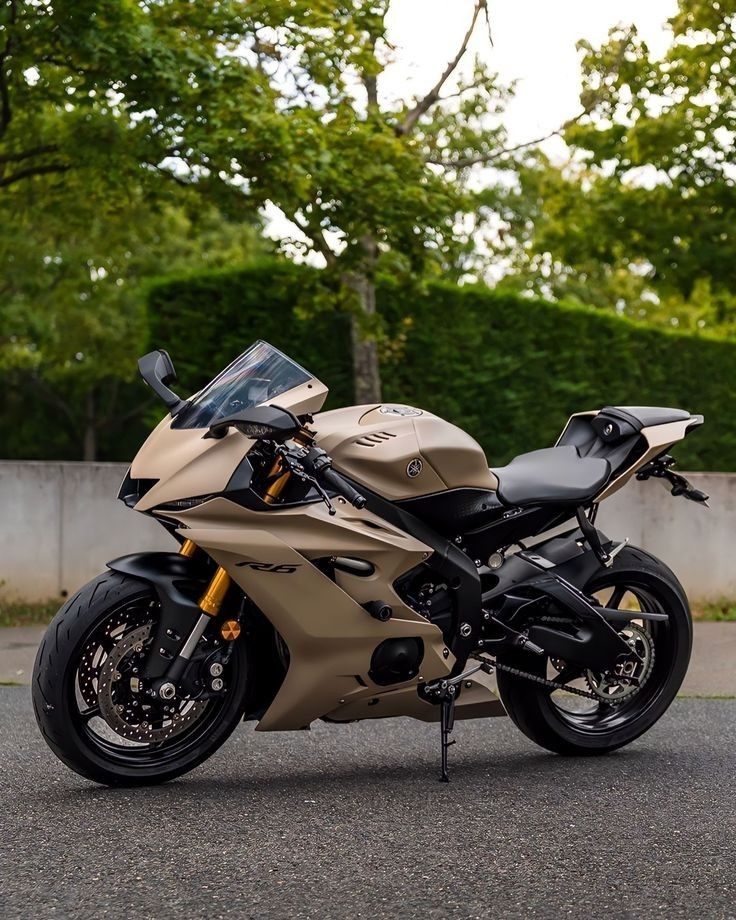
492;660;598;700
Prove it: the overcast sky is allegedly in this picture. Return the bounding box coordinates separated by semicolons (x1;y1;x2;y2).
384;0;678;157
267;1;678;256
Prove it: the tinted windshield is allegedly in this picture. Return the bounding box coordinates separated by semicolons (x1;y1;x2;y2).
172;341;313;429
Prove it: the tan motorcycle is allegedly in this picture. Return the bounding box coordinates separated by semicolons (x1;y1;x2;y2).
33;341;708;785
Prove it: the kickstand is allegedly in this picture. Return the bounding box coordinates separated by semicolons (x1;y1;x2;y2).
439;696;456;783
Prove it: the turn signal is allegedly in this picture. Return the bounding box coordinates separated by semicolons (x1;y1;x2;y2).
220;619;242;641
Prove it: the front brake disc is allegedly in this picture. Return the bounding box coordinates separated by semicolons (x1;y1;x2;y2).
96;624;208;744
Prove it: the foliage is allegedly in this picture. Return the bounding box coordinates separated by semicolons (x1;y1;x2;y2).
693;601;736;622
497;0;736;335
0;0;259;200
1;0;277;458
146;261;736;472
0;0;532;403
0;172;267;459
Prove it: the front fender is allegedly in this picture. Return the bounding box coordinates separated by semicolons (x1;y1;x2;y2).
107;552;207;679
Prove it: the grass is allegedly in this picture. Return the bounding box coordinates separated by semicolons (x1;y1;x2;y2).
678;693;736;699
1;598;735;628
0;599;60;628
692;600;736;622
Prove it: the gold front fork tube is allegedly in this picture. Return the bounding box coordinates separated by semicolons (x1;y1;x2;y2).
263;458;291;504
180;539;230;617
179;538;197;558
198;566;231;617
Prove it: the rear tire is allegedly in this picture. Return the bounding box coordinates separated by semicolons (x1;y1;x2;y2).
496;546;692;756
32;571;249;786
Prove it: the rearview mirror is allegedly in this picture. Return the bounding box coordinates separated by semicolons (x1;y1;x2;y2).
138;349;187;416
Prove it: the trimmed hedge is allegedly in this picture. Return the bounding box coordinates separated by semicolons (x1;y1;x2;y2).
147;260;736;471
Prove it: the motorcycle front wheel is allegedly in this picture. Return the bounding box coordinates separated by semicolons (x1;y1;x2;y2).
495;546;692;756
32;571;249;786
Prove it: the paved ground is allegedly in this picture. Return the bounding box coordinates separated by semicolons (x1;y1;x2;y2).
0;626;43;685
4;621;736;694
2;688;735;919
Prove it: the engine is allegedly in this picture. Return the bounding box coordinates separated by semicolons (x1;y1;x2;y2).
395;563;457;644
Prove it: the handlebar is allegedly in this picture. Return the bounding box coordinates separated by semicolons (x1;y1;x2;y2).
278;443;368;511
319;466;367;509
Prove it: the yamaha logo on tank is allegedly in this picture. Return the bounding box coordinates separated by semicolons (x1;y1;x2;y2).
406;458;423;478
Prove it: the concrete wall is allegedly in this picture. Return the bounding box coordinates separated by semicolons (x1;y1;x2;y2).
597;472;736;602
0;462;173;601
0;462;733;603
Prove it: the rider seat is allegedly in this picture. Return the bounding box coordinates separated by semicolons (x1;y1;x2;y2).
491;445;610;508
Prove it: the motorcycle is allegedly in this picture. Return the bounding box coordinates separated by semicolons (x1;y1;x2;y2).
33;341;708;785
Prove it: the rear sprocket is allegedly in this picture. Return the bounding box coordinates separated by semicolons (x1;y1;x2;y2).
584;623;655;704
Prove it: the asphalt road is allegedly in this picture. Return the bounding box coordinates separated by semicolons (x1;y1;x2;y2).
2;689;735;920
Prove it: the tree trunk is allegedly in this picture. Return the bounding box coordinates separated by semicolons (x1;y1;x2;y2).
83;389;97;461
348;275;382;404
344;236;382;405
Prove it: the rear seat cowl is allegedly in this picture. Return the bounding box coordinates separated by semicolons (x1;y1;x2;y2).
600;406;692;429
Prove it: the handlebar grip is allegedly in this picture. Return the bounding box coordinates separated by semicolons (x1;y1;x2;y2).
320;467;367;509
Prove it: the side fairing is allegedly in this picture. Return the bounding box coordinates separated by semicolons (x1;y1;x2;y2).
170;496;456;730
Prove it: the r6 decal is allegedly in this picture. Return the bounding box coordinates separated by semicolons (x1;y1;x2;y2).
236;562;301;574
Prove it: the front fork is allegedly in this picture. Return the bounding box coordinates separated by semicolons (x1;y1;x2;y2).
155;540;233;698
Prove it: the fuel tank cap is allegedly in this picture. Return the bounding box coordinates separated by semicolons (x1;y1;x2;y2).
379;404;423;417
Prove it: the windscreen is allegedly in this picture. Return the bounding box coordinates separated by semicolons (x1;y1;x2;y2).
172;341;313;429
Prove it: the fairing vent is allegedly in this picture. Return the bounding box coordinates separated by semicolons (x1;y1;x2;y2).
354;431;397;447
118;470;159;509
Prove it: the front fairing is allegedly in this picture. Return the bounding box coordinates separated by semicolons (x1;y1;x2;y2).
129;343;328;512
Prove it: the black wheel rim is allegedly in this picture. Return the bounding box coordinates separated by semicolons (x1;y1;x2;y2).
544;576;678;735
68;593;240;768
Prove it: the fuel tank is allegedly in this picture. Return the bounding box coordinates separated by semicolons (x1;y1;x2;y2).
315;404;498;500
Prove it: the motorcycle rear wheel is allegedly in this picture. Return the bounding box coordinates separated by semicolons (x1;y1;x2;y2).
32;571;249;786
495;546;692;756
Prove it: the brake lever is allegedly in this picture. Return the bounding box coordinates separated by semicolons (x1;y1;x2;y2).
285;460;336;516
274;444;337;516
307;475;336;516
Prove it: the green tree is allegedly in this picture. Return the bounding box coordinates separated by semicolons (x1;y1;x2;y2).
0;171;266;459
2;0;525;403
0;0;270;458
143;0;522;401
498;0;736;334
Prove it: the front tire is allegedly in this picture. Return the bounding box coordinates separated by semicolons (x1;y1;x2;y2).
496;546;692;756
32;571;249;786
